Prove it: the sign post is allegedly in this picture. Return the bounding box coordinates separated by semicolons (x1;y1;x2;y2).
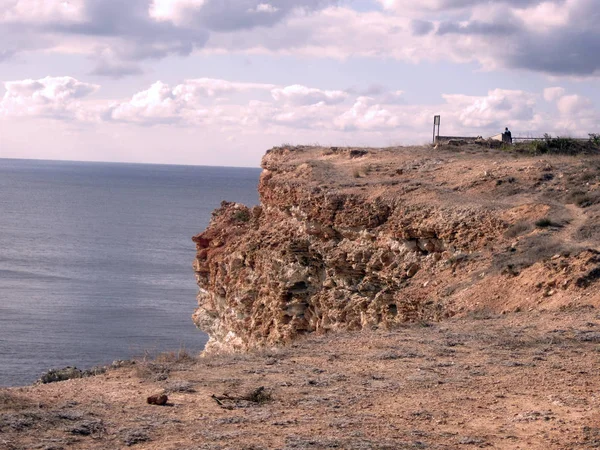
433;115;441;144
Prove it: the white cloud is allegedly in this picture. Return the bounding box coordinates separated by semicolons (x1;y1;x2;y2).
513;1;570;30
105;78;275;124
443;89;536;129
149;0;206;24
2;75;597;146
0;76;98;120
544;87;566;102
271;84;348;105
335;97;399;131
251;3;279;13
0;0;84;24
556;94;593;116
176;78;275;98
106;81;183;124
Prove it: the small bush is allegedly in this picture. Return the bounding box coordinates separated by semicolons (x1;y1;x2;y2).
154;348;194;364
535;218;560;228
134;348;196;381
566;190;600;208
233;209;251;223
244;386;272;404
505;221;531;238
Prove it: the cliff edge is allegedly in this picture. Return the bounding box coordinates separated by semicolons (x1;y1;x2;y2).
193;145;600;353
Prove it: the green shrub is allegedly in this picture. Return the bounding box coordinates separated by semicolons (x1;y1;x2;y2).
513;134;599;155
233;209;251;222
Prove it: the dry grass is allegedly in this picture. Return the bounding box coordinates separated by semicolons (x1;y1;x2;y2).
0;391;34;412
133;348;197;381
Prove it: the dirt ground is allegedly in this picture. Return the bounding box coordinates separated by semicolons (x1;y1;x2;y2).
2;307;600;450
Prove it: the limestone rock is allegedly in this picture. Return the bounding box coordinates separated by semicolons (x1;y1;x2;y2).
192;145;600;354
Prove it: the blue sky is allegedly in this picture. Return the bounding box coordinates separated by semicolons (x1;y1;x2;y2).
1;0;599;167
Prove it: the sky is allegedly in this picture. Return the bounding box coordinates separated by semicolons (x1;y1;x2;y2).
0;0;599;167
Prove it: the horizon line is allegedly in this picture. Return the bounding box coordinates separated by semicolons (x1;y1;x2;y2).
0;156;262;170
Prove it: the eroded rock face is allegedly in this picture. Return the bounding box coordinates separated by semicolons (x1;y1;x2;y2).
193;146;600;353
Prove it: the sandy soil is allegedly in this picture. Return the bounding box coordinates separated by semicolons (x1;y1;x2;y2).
2;307;600;450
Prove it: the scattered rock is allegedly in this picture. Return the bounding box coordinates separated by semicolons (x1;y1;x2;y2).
39;367;83;384
513;410;555;422
406;263;420;278
68;420;105;437
122;429;151;447
146;394;168;406
165;381;196;393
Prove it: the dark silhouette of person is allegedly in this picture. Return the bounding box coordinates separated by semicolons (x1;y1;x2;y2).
504;127;512;144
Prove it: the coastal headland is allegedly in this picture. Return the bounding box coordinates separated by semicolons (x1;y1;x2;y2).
3;143;600;449
193;144;600;352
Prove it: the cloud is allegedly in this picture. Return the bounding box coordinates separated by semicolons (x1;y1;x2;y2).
2;0;600;78
253;4;279;14
178;78;276;97
410;19;434;36
377;0;541;13
205;2;600;77
2;75;597;143
544;87;566;103
105;81;184;124
0;76;99;120
149;0;207;24
0;49;16;62
556;94;593;116
271;84;348;105
0;0;85;24
0;0;336;76
105;78;275;124
334;97;400;131
443;89;537;129
90;60;144;78
544;86;595;116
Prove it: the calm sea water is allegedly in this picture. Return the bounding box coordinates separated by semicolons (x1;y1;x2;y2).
0;159;261;387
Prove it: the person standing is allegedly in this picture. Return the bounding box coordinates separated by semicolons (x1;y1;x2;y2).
504;127;512;144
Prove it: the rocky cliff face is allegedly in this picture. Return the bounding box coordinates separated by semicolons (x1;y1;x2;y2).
193;145;600;353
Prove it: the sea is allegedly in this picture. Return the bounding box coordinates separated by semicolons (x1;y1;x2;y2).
0;159;261;387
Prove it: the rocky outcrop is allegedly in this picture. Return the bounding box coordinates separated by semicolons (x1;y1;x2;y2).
193;145;600;353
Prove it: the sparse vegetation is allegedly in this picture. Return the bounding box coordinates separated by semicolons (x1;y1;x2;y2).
0;391;33;411
233;209;251;222
504;220;532;238
134;348;196;381
566;190;600;208
513;133;600;155
535;218;561;228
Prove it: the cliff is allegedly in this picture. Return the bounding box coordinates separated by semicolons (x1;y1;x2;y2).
192;145;600;353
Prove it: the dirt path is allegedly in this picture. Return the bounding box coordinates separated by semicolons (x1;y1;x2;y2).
562;203;598;250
